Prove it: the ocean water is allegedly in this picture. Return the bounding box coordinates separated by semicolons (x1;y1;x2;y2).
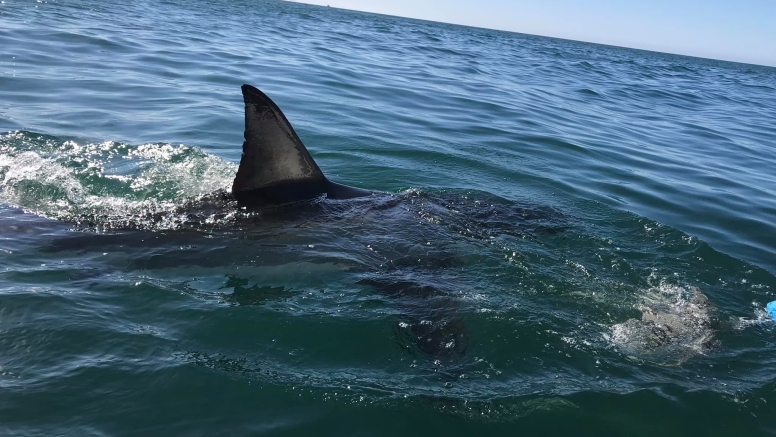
1;0;776;435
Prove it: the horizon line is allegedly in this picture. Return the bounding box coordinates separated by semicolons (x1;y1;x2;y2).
287;1;775;69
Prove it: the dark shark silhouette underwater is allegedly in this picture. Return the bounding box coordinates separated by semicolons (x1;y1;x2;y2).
0;84;723;369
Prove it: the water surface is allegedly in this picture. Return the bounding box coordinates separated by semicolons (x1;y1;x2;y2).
1;0;776;435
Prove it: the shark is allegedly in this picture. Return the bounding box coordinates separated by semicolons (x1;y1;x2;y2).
2;84;723;370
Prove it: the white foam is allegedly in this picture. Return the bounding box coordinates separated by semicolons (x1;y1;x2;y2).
0;132;237;230
733;303;774;330
608;281;715;365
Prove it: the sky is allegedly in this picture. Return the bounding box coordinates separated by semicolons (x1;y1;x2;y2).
292;0;776;67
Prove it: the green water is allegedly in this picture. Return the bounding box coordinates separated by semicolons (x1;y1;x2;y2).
1;0;775;435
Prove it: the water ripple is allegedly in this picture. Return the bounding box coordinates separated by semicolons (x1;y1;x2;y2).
1;0;776;434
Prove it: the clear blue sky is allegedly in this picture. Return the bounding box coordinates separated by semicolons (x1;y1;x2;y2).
292;0;776;67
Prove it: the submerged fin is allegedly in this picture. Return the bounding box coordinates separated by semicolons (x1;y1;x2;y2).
232;85;370;205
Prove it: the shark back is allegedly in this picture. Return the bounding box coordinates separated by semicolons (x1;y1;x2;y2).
232;84;369;205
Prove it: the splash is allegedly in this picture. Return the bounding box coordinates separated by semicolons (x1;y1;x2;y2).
608;281;716;365
0;131;238;230
732;302;775;330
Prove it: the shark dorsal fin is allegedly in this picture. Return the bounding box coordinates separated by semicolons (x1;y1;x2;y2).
231;85;372;205
232;85;328;203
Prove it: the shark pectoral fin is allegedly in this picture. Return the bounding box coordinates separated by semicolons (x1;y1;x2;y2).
232;85;370;205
